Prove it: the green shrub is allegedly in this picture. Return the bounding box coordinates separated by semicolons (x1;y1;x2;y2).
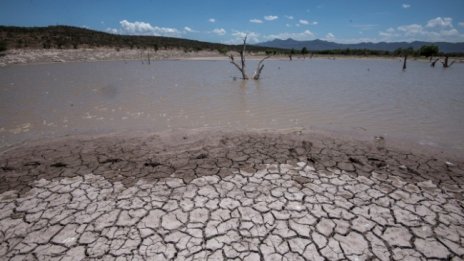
217;47;228;55
301;47;308;55
419;45;439;57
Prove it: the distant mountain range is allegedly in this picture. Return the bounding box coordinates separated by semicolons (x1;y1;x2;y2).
256;38;464;53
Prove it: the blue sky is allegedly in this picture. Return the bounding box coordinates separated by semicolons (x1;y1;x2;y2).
1;0;464;43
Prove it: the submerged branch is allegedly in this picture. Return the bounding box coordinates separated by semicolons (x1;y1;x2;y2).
253;55;271;80
430;58;440;67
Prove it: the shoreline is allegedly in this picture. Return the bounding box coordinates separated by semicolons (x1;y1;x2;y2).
2;127;463;162
2;126;463;162
1;128;462;190
2;47;459;66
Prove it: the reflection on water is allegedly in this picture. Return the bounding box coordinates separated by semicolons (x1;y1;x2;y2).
0;59;463;153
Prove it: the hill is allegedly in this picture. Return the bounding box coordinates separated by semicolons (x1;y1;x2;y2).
0;25;278;53
257;38;464;54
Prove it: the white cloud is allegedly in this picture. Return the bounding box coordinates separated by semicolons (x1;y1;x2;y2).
397;24;423;35
402;4;411;9
299;19;318;25
324;33;335;41
212;28;226;35
459;22;464;27
119;20;181;37
264;15;278;21
184;26;197;33
267;30;315;41
378;27;398;38
227;31;261;44
378;17;464;42
120;20;153;33
426;17;453;28
250;19;263;24
285;15;294;20
106;28;118;34
440;28;459;36
378;28;400;38
208;18;216;23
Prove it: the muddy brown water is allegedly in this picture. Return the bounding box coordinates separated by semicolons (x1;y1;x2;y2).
1;58;463;155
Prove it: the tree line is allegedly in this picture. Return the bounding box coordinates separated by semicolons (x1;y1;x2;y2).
279;45;462;57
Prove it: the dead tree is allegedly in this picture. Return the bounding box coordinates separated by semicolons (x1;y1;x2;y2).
229;35;271;80
253;56;271;80
402;54;408;70
229;35;249;80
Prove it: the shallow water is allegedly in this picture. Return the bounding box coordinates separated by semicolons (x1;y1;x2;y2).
1;58;463;154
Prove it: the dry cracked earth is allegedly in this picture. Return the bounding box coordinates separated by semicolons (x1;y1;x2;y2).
0;131;463;261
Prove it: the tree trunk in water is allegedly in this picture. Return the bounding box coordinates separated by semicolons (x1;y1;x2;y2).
402;54;407;70
442;56;454;68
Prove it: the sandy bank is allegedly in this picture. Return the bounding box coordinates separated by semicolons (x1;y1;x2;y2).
0;48;228;66
3;48;449;66
0;48;292;66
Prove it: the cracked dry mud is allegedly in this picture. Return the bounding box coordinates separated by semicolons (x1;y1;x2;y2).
0;131;463;260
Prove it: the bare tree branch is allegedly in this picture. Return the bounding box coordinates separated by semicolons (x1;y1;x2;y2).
229;55;243;71
253;55;271;80
430;58;440;67
229;35;249;79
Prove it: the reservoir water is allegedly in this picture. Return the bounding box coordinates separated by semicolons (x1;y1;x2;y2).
1;58;463;154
